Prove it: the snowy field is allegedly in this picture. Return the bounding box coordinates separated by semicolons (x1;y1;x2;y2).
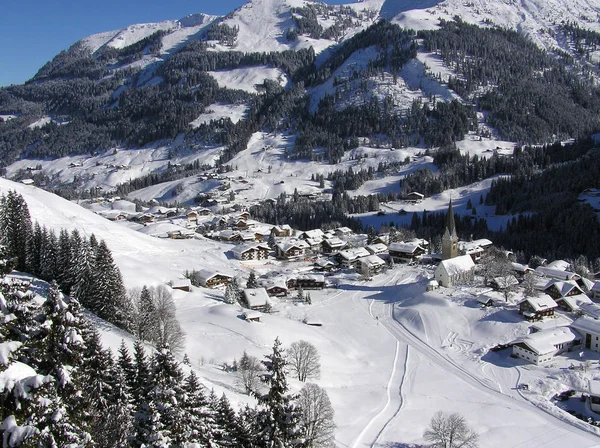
3;177;600;447
209;66;289;93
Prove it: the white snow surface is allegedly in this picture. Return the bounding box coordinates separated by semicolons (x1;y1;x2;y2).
3;177;600;446
209;66;288;93
190;104;249;128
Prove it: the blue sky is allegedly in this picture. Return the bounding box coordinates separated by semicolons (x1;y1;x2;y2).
0;0;346;87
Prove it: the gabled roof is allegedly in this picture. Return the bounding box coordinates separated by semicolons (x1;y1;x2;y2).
389;242;425;254
515;327;581;355
572;316;600;335
535;266;580;281
521;294;558;312
322;237;346;248
545;280;583;297
243;288;271;308
366;243;388;254
556;293;592;311
170;278;192;289
438;255;475;276
360;255;385;268
300;229;325;239
338;247;370;261
315;258;335;268
231;243;270;255
197;269;233;282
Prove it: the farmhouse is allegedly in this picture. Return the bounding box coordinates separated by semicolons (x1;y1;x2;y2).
170;278;192;292
519;294;558;321
271;225;293;237
404;191;424;203
232;243;270;261
264;279;289;297
336;247;371;269
197;269;233;288
299;229;325;240
287;274;325;290
571;317;600;352
322;237;347;254
511;327;582;365
314;258;336;271
544;280;584;300
388;242;427;263
555;293;592;313
275;241;309;259
535;266;580;281
243;288;272;312
511;262;534;279
434;255;475;288
366;243;388;255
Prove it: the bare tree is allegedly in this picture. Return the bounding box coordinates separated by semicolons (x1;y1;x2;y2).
288;340;321;382
297;383;336;447
521;272;538;298
424;411;479;448
237;350;262;394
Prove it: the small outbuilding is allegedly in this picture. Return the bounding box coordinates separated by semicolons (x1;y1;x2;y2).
170;278;192;292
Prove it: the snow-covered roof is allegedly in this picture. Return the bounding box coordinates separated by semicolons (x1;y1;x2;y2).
323;237;346;248
276;240;308;253
292;274;325;283
491;275;519;288
360;255;385;268
547;260;571;270
571;316;600;335
197;269;232;282
578;302;600;320
557;293;591;311
579;277;595;292
170;278;192;289
301;229;325;239
522;294;557;312
389;242;425;254
471;238;493;247
512;262;533;273
338;247;370;261
590;380;600;397
439;255;475;276
335;226;353;235
535;266;579;281
545;280;583;297
231;243;269;255
530;315;572;332
315;258;335;267
516;327;581;355
459;241;484;255
243;288;271;308
592;282;600;293
366;243;387;254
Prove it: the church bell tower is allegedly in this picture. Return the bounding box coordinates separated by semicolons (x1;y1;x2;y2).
442;199;458;260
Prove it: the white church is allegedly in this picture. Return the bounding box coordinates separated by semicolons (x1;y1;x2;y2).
434;200;475;288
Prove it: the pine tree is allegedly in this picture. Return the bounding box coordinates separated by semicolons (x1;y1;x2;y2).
40;228;60;282
255;337;305;447
247;272;259;289
130;341;154;447
57;229;74;293
138;286;158;342
71;240;96;311
224;281;238;305
179;370;217;446
0;190;32;271
26;222;43;277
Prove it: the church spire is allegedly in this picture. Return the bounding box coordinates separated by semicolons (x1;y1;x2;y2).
442;199;458;260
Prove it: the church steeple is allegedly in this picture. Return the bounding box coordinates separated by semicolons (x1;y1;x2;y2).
442;199;459;260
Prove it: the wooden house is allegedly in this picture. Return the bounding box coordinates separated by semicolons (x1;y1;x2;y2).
170;278;192;292
314;258;336;272
336;247;370;269
232;244;270;261
287;274;325;290
404;191;424;203
275;241;309;259
360;255;386;276
243;288;272;312
519;294;557;321
544;280;584;300
555;293;592;313
197;269;233;288
571;316;600;352
366;243;388;255
322;237;346;254
388;242;426;263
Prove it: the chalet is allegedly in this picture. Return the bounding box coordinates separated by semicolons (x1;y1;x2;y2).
322;237;346;254
242;311;262;322
366;243;388;255
334;227;353;237
529;316;572;333
217;230;242;242
404;191;424;203
287;274;325;290
476;291;505;307
555;293;592;313
304;238;323;251
591;282;600;300
512;262;534;279
544;280;584;300
167;229;195;239
299;229;325;240
511;327;582;365
233;219;249;230
197;269;233;288
519;294;558;321
263;279;289;297
170;278;192;292
271;225;293;237
197;208;212;216
314;258;336;272
577;277;595;294
388;242;426;263
336;247;370;269
186;210;199;223
471;238;493;252
238;211;250;220
208;216;228;229
371;234;390;245
434;255;475;288
243;288;272;312
360;255;386;276
275;241;309;259
459;241;485;262
239;231;258;242
535;266;580;281
589;381;600;413
231;244;270;261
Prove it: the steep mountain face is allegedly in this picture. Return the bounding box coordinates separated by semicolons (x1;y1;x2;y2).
1;0;600;183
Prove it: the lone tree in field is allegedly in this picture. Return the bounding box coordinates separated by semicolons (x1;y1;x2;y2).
288;340;321;382
298;383;336;447
237;350;262;394
424;411;479;448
